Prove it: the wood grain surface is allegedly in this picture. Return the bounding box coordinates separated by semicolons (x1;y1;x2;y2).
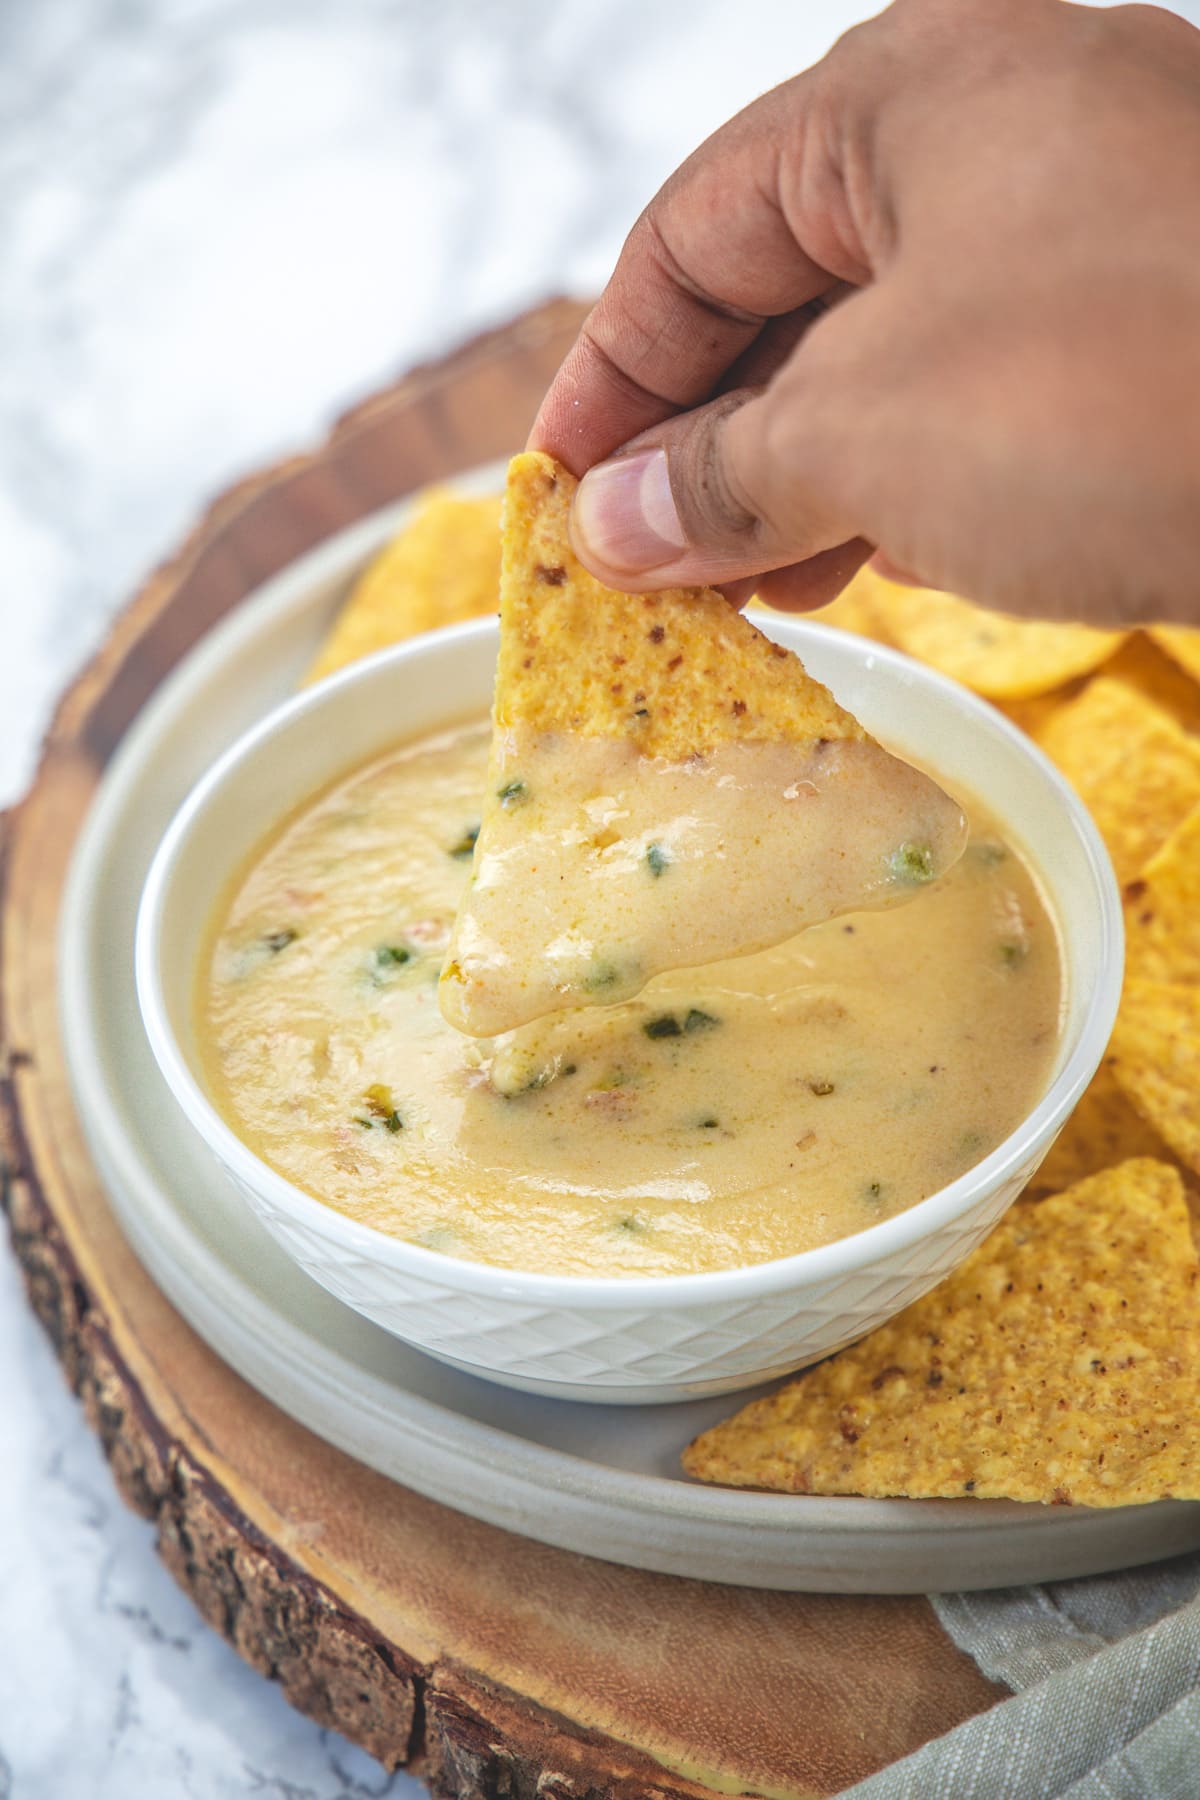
0;298;1005;1799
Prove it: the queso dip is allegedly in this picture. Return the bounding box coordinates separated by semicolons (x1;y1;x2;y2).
440;724;966;1036
198;719;1063;1278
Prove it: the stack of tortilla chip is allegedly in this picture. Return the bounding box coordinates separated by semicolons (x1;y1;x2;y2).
310;480;1200;1507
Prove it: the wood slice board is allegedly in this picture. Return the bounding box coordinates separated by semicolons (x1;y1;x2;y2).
0;299;1009;1797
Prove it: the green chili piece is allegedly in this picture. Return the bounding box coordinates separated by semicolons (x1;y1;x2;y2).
449;825;480;859
263;928;297;954
888;841;936;884
497;779;528;807
645;841;670;877
374;944;412;968
643;1014;682;1040
584;959;622;993
514;1060;570;1094
363;1083;404;1133
683;1008;719;1033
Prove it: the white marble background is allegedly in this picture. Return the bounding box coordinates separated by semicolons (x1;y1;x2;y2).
3;2;1197;1795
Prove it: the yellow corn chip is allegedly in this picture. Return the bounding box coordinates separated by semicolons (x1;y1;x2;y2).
493;452;865;760
1105;634;1200;734
1109;982;1200;1175
753;572;888;642
1026;1060;1172;1196
1124;803;1200;985
440;453;964;1036
1034;677;1200;883
1151;625;1200;690
683;1159;1198;1506
305;490;501;683
999;691;1078;743
862;572;1124;701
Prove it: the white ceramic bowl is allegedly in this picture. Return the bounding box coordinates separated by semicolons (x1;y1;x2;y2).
135;616;1123;1404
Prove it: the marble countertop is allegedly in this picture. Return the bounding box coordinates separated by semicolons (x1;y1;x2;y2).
4;2;1195;1795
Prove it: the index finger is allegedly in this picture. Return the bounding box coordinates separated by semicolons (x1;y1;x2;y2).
529;73;863;476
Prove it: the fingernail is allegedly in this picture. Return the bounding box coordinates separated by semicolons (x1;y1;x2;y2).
572;449;687;574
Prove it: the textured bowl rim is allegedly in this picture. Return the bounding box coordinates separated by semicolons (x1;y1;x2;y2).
135;615;1124;1309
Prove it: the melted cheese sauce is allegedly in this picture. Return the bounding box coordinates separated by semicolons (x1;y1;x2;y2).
441;725;967;1035
198;720;1063;1277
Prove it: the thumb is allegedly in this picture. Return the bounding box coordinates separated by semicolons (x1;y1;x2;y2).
568;360;864;594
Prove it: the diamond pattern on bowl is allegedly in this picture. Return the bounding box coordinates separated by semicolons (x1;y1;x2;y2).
221;1162;1032;1399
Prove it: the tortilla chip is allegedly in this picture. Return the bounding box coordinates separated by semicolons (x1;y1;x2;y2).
862;572;1124;700
1151;626;1200;690
440;453;964;1036
683;1159;1198;1506
1026;1061;1172;1196
998;692;1078;743
493;452;865;760
1105;634;1200;734
1110;983;1200;1175
754;573;888;642
1124;803;1200;985
305;489;501;683
1034;677;1200;883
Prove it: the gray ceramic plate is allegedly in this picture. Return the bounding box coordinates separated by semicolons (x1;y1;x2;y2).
58;461;1200;1592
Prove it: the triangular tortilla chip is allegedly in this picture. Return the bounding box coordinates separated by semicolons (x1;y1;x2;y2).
1124;804;1200;986
1151;625;1200;691
1110;982;1200;1175
861;571;1124;700
440;453;965;1036
1026;1060;1173;1197
305;490;501;683
753;578;885;641
489;453;869;757
998;691;1075;743
1104;634;1200;733
1034;676;1200;883
683;1160;1199;1506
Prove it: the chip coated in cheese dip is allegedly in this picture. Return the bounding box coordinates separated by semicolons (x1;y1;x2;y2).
440;724;967;1036
198;720;1063;1279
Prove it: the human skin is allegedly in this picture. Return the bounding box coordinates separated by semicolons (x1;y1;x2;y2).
530;0;1200;625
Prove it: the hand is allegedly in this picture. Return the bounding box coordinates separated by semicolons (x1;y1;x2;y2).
530;0;1200;625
